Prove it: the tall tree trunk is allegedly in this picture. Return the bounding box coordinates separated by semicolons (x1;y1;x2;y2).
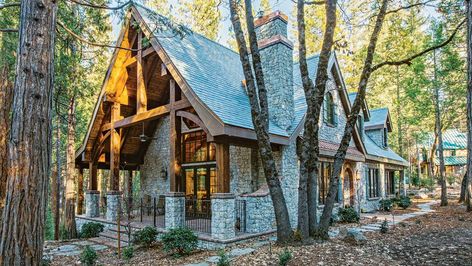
54;116;61;240
415;138;421;183
460;173;467;203
317;0;390;239
465;0;472;211
0;0;57;263
296;0;337;239
396;66;403;157
229;0;293;243
0;67;13;229
433;49;448;206
64;97;77;238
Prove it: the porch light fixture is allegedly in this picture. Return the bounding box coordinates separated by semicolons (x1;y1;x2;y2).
160;167;167;180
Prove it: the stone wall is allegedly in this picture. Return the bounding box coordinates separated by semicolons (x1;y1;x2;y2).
229;146;254;195
211;194;235;240
244;193;276;233
280;143;299;228
140;117;170;199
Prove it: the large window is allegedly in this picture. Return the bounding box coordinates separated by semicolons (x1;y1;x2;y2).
318;162;340;204
324;93;338;126
182;131;216;163
385;170;395;195
367;168;380;198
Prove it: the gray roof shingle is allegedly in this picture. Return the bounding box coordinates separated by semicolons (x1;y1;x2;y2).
365;107;388;128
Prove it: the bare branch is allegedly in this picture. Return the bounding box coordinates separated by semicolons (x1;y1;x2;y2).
291;0;325;5
385;0;436;15
372;19;466;72
0;2;20;9
67;0;132;10
0;28;18;33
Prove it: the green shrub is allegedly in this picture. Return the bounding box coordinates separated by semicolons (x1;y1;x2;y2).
80;222;105;238
80;246;98;266
133;226;158;247
161;227;198;257
338;206;360;223
396;196;411;209
216;250;230;266
380;219;389;234
122;246;134;261
379;199;393;212
278;248;292;266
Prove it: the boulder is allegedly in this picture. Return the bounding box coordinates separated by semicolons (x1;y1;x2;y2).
342;228;367;245
414;193;428;199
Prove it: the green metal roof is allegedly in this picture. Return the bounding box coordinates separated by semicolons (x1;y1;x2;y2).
434;156;467;166
423;129;467;150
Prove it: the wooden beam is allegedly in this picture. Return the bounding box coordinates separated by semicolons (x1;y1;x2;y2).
176;110;213;141
89;161;98;190
216;143;230;193
136;32;147;113
101;99;191;131
169;80;182;192
110;102;121;191
77;168;84;215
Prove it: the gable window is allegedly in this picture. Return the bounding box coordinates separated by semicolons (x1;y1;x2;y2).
324;92;338;126
318;162;340;204
367;168;380;199
182;131;216;163
383;128;388;148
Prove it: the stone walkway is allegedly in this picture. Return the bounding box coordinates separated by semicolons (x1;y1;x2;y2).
43;240;108;260
357;200;438;232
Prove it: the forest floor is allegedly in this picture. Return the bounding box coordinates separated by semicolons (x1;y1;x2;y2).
48;199;472;266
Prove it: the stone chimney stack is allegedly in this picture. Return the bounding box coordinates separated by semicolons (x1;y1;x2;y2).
254;11;294;130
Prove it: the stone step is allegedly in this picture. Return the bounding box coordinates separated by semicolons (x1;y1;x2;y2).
89;237;129;248
99;230;131;243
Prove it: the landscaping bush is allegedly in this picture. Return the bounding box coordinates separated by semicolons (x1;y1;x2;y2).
122;246;134;261
216;250;230;266
161;227;198;257
396;196;412;209
133;226;158;247
80;222;104;238
338;206;360;223
380;219;389;234
80;246;98;266
278;248;292;266
379;199;393;212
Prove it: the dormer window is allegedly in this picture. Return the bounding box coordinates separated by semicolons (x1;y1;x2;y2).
383;128;388;148
324;92;338;126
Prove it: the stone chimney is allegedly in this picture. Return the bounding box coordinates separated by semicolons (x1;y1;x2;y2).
254;11;294;130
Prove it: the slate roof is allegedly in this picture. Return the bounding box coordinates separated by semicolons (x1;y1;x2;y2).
348;92;356;105
434;156;467;166
365;108;389;129
364;134;408;165
137;4;289;137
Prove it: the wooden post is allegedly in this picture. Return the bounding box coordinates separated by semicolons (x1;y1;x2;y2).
89;161;98;190
136;32;147;114
169;80;181;192
216;143;230;193
110;102;121;191
77;167;84;215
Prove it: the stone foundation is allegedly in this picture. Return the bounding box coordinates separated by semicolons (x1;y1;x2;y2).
106;191;122;221
85;190;100;218
165;192;185;229
211;193;236;240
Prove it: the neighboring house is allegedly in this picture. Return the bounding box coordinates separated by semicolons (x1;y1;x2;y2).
419;129;467;178
74;5;408;246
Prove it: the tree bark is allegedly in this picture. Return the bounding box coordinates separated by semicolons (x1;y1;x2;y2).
77;168;84;215
296;0;337;239
54;116;61;240
0;0;57;263
317;0;390;239
64;97;78;238
0;67;13;229
465;0;472;211
460;173;467;203
229;0;293;243
433;49;448;206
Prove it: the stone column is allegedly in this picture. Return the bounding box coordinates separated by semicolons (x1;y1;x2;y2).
106;191;122;221
85;190;100;218
211;193;235;240
165;192;185;229
400;170;406;196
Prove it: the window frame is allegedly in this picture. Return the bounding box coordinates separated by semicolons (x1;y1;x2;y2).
367;168;380;199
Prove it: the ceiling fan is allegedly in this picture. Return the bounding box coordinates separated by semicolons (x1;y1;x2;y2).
131;122;158;143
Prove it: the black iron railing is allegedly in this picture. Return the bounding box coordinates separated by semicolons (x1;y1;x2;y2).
235;199;246;233
185;198;211;234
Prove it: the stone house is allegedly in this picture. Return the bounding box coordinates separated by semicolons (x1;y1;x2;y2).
74;5;407;245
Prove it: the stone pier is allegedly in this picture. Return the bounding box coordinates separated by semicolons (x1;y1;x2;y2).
211;193;235;240
106;191;122;221
85;190;100;218
165;192;185;229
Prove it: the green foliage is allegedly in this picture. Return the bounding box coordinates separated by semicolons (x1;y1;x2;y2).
216;250;230;266
133;226;158;247
45;204;54;240
80;246;98;266
122;246;134;261
396;196;412;210
420;178;435;190
80;222;104;238
338;206;360;223
278;248;293;266
379;199;393;212
380;219;389;234
161;227;198;257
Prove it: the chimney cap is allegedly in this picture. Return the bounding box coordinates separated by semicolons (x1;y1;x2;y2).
254;10;288;28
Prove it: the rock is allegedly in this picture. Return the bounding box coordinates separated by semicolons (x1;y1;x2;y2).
229;248;255;257
414;193;428;199
343;228;367;245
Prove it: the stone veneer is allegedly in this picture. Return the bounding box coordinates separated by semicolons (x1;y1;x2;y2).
243;190;276;233
165;192;185;229
85;190;100;218
230;146;256;195
211;193;236;240
366;128;384;148
106;191;122;221
280;143;299;228
140;117;170;199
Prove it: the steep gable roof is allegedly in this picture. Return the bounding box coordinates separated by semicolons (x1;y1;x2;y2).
365;107;391;131
364;134;408;166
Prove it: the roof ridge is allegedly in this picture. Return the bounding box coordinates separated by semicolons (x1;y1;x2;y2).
133;2;239;56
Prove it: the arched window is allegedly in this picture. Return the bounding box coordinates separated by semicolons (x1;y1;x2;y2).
324;92;338;126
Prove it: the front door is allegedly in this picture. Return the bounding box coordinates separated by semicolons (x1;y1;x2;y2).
184;166;216;215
